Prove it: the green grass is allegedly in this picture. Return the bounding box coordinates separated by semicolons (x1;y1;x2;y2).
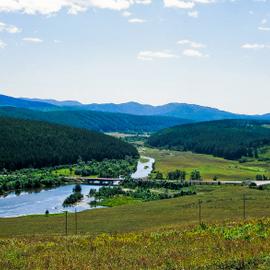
52;167;75;176
2;185;270;269
97;195;142;207
260;146;270;159
139;157;149;163
2;218;270;269
141;147;270;180
1;185;270;237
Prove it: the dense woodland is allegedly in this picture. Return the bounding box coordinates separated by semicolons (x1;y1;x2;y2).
148;120;270;160
0;107;191;133
0;117;138;170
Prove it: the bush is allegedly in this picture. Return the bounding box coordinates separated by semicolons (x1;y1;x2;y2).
63;192;83;206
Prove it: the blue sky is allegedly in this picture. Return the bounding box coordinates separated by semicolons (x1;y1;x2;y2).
0;0;269;114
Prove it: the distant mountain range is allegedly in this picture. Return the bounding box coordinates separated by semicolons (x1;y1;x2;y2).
0;95;270;122
0;107;191;133
0;94;58;111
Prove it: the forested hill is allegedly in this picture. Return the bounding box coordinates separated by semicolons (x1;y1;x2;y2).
148;120;270;160
0;117;138;170
0;107;192;132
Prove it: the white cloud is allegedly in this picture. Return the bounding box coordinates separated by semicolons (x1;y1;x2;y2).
0;0;152;15
0;40;6;49
182;48;208;57
23;37;43;43
0;21;21;33
128;18;146;23
258;18;270;31
178;39;205;48
122;11;131;17
164;0;214;9
241;43;270;49
137;50;177;60
188;10;198;18
258;26;270;31
164;0;195;9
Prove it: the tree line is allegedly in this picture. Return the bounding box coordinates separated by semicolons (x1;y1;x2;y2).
148;120;270;160
0;117;138;170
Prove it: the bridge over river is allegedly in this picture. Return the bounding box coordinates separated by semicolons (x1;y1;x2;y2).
65;156;155;186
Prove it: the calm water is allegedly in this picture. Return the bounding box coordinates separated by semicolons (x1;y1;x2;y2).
0;185;101;218
131;156;155;179
0;156;155;218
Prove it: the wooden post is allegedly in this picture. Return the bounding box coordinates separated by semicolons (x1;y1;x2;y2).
75;209;78;235
243;194;246;220
198;200;202;225
65;211;68;236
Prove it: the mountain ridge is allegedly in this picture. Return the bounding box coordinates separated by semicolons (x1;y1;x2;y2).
1;94;269;122
0;106;192;132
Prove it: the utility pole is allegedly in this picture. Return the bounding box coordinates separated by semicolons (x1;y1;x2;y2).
75;208;78;235
243;194;246;220
65;211;68;236
198;200;202;225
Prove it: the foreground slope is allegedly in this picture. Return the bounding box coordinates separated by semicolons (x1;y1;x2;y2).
1;218;270;270
0;107;192;132
1;186;270;269
148;119;270;160
0;117;138;170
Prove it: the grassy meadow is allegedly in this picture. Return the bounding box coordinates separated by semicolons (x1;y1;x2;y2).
2;218;270;269
142;147;270;180
1;185;270;269
1;185;270;237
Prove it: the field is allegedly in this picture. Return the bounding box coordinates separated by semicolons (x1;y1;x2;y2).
1;185;270;269
1;185;270;237
2;218;270;269
142;147;270;180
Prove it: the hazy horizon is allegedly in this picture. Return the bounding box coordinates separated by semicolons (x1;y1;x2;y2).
1;91;269;116
0;0;270;115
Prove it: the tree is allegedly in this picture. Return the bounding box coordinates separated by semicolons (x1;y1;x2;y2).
190;170;202;181
73;184;82;193
155;171;164;180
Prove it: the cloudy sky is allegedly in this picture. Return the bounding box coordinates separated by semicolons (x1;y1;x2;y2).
0;0;269;114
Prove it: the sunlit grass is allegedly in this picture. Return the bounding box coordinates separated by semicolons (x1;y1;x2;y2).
142;147;270;180
2;218;270;269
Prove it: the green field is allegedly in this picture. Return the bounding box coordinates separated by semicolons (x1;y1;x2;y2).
1;185;270;269
142;147;270;180
1;185;270;237
2;218;270;269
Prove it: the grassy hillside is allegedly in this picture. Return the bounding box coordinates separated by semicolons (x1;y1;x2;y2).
148;119;270;160
143;147;270;180
0;185;270;236
0;107;192;132
1;218;270;269
0;117;138;170
1;185;270;269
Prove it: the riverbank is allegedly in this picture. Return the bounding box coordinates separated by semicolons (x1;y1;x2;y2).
0;184;101;218
1;185;270;237
0;156;154;217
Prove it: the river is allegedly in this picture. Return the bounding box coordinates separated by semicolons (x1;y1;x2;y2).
131;156;155;179
0;185;101;218
0;156;154;218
